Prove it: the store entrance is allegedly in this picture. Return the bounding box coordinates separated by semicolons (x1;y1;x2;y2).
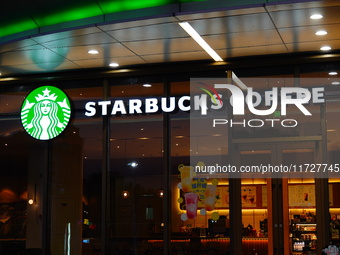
236;140;320;255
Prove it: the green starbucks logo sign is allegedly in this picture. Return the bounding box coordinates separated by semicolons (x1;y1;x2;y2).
21;86;71;140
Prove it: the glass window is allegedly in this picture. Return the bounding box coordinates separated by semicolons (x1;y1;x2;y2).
0;117;29;252
0;85;39;253
108;76;165;254
0;89;26;114
170;74;232;254
48;81;103;255
2;59;340;255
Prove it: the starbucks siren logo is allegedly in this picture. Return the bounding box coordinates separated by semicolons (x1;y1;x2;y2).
21;86;71;140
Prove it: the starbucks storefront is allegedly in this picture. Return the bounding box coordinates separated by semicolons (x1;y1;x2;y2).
1;60;340;255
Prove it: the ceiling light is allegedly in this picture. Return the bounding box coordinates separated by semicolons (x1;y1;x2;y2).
332;81;340;85
88;50;99;54
158;189;164;198
315;30;327;36
320;46;331;51
329;72;338;75
0;77;17;82
179;22;223;62
128;162;138;167
143;83;152;87
122;190;129;198
310;14;323;20
109;62;119;67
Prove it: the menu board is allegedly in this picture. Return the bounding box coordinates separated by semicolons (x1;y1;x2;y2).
288;184;333;207
215;186;229;208
214;186;257;208
241;186;257;207
288;185;316;207
182;183;334;210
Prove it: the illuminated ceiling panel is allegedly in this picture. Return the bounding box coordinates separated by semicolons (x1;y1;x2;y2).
0;0;203;38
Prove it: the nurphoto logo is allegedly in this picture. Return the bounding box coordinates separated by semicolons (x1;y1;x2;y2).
21;86;71;140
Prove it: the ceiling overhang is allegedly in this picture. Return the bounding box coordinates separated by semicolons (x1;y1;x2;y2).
1;0;340;78
0;0;310;44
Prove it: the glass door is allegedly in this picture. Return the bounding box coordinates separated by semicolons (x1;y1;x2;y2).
279;142;317;255
237;143;273;255
236;140;318;255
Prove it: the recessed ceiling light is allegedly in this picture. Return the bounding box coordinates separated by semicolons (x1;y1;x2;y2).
332;81;340;85
127;162;138;167
88;50;99;54
179;22;223;62
310;14;323;20
143;83;152;87
109;63;119;67
329;72;338;75
320;46;331;51
315;30;327;36
122;190;129;198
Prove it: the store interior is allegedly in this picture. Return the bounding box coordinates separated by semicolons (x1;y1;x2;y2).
1;67;340;255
